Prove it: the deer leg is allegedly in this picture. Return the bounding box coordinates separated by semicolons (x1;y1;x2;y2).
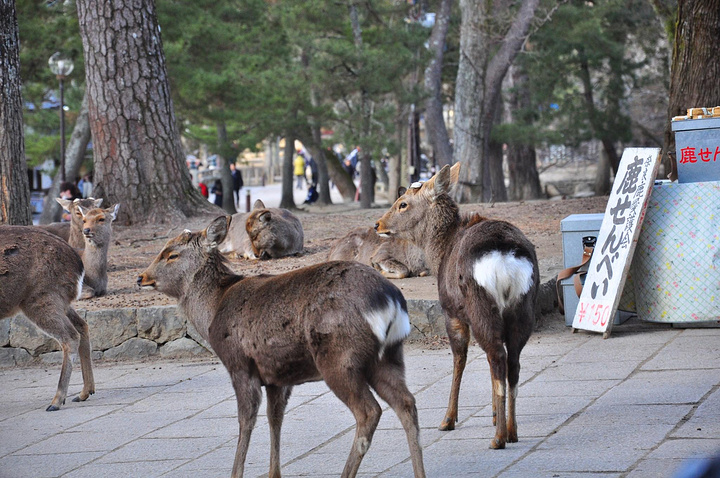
370;344;426;478
47;342;74;411
439;317;469;431
229;372;262;478
506;314;531;444
68;308;95;402
487;356;497;426
266;385;292;478
486;344;508;450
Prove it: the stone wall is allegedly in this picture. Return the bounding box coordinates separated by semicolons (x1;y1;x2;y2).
0;300;448;368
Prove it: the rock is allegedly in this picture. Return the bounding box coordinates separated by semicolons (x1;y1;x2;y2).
537;277;560;316
86;308;137;351
9;315;59;356
159;337;210;358
407;300;446;339
0;347;33;367
103;337;157;360
0;319;10;347
137;306;186;344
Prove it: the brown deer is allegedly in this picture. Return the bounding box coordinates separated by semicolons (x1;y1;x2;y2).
375;163;539;450
138;216;425;478
328;227;430;279
38;197;103;249
218;200;303;260
76;203;119;299
0;226;95;411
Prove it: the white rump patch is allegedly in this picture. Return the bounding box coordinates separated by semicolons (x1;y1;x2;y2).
75;271;85;302
472;251;534;314
364;298;411;356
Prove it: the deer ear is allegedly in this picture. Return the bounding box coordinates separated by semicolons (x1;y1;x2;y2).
258;211;272;224
253;199;266;210
107;204;120;221
56;198;72;212
205;216;230;248
433;164;453;195
77;205;90;218
397;187;407;199
92;198;103;208
449;162;461;186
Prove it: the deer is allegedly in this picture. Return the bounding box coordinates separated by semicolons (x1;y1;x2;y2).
77;204;120;299
375;163;539;450
328;227;430;279
0;226;95;411
38;197;103;249
218;199;303;260
137;216;425;478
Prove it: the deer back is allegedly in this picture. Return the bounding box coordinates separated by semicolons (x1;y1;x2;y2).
245;200;304;259
327;227;385;265
0;226;84;319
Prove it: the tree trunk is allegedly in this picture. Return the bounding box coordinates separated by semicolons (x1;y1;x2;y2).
216;121;238;214
506;64;543;201
76;0;216;225
308;88;332;205
423;0;454;168
664;0;720;178
40;91;92;225
0;0;31;225
326;155;356;201
594;148;611;196
454;0;540;203
279;134;296;210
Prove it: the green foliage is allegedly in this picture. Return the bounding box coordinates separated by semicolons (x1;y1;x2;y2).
518;0;669;147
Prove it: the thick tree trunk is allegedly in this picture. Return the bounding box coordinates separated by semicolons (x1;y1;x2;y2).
326;155;356;201
506;64;543;201
216;121;238;215
40;91;92;225
664;0;720;178
279;134;296;210
423;0;454;168
454;0;540;203
0;0;31;225
76;0;216;225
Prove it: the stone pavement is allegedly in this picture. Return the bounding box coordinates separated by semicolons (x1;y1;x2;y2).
1;319;719;478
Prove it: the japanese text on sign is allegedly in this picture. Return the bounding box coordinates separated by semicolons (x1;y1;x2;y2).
572;148;661;335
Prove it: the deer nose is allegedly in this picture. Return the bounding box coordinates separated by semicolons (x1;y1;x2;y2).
136;275;144;286
83;228;91;235
374;222;379;231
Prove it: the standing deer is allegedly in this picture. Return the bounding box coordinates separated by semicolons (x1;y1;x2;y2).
38;197;103;248
77;203;119;298
0;226;95;411
375;163;539;450
137;216;425;478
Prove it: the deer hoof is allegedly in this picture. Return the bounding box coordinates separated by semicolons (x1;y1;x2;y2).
438;417;456;431
490;437;505;449
46;404;60;412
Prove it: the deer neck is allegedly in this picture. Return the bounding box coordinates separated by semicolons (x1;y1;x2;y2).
81;241;108;279
179;259;239;343
418;197;461;276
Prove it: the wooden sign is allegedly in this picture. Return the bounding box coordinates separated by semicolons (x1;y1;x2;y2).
572;148;661;338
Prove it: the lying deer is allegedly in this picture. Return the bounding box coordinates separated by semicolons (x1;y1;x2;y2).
328;227;430;279
39;197;104;249
138;216;425;478
219;200;303;260
0;226;95;411
376;163;539;450
77;204;119;299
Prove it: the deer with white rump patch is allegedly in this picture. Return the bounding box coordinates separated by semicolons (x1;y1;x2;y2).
375;163;539;449
137;216;425;478
0;226;95;411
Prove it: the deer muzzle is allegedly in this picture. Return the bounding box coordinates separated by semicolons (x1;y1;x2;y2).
137;273;156;289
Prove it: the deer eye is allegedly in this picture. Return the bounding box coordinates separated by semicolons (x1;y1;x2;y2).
399;202;408;210
167;252;180;261
98;217;105;222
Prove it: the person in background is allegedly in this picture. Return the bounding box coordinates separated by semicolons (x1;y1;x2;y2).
294;152;306;190
230;162;243;208
199;181;209;199
59;181;82;221
211;179;223;207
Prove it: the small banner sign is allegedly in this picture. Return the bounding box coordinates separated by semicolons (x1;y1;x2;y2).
572;148;661;338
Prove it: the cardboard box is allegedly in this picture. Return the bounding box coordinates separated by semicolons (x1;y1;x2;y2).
672;116;720;183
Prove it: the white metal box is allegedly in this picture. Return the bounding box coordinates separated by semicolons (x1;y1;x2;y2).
560;214;632;327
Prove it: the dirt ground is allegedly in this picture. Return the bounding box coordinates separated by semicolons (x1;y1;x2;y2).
78;195;608;315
